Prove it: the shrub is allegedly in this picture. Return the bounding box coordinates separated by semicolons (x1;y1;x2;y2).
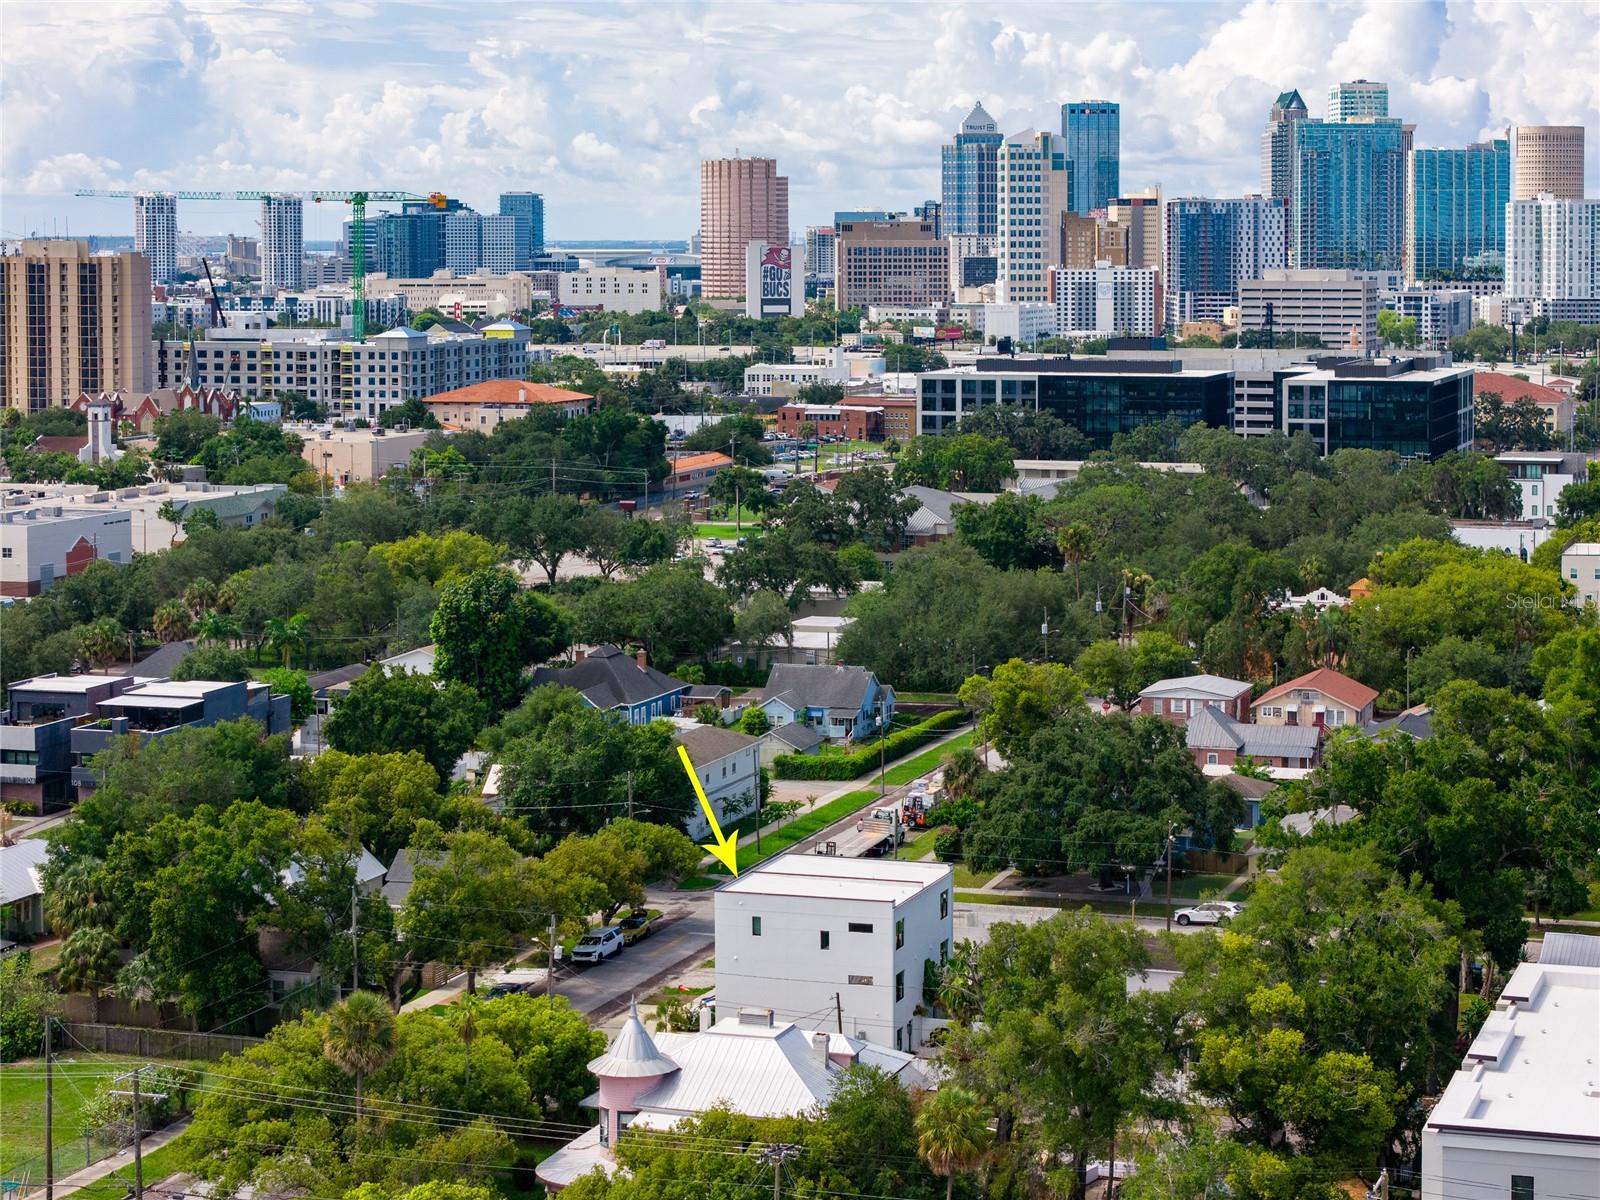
933;825;962;862
771;709;966;780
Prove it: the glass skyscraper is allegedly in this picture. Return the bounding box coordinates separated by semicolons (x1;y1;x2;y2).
498;192;546;269
1406;140;1510;282
1061;101;1120;215
1290;118;1407;271
941;101;1002;237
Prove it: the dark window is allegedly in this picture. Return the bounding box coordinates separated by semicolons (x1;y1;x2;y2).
895;918;905;949
895;970;905;1001
940;890;949;919
1511;1177;1534;1200
751;916;761;937
820;930;830;950
848;922;873;933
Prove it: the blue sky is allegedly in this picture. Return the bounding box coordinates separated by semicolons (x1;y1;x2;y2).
2;0;1596;243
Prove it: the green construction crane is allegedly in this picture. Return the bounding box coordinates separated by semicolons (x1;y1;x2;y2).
74;188;449;341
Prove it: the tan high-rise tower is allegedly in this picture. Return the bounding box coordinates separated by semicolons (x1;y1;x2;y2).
0;240;153;413
699;157;789;300
1512;126;1585;200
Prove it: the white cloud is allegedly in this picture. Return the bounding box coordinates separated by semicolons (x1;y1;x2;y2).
1;0;1595;239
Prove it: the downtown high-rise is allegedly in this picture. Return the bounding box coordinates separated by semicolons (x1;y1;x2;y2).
1162;196;1287;327
1326;79;1388;121
133;192;177;284
699;157;789;300
1260;90;1309;204
260;193;304;292
498;192;546;267
1061;101;1119;215
1290;117;1407;271
1405;140;1510;282
1505;195;1600;300
1510;126;1586;201
941;101;1003;237
996;129;1070;304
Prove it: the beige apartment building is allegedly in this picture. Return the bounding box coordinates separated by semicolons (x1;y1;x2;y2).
1107;188;1163;270
835;219;949;310
700;157;789;299
1512;126;1585;200
298;425;433;485
1;240;153;413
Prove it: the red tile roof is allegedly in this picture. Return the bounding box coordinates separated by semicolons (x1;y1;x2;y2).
422;381;593;406
30;436;87;455
1253;668;1378;713
1473;373;1572;407
669;452;733;473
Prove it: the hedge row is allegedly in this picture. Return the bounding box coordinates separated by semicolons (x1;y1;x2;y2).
772;708;968;780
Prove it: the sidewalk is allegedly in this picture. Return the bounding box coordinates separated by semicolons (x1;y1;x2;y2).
26;1118;192;1198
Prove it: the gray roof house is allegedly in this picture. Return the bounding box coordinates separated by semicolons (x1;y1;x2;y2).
758;663;894;742
530;645;691;725
1185;706;1322;770
1362;704;1434;741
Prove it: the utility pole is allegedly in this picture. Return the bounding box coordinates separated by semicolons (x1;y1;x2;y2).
759;1144;800;1200
1164;824;1176;933
547;913;557;1002
626;771;634;821
350;883;361;993
835;992;843;1034
131;1066;144;1200
44;1017;53;1200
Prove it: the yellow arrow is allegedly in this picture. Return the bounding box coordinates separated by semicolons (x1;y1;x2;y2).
678;744;739;877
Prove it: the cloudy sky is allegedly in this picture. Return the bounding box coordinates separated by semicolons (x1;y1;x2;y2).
2;0;1596;244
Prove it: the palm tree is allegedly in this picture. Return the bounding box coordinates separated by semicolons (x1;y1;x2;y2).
939;747;984;805
151;600;193;644
194;610;242;648
263;612;310;669
75;620;123;671
322;990;398;1128
57;928;121;1022
116;953;169;1007
182;578;218;621
916;1086;991;1200
43;858;111;935
1055;522;1092;600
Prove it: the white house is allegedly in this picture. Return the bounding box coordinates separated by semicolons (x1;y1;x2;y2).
673;724;761;837
0;839;51;948
1421;937;1600;1200
714;855;954;1052
1493;451;1590;521
1562;542;1600;607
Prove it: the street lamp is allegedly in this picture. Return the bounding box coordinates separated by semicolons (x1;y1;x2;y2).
1163;823;1176;933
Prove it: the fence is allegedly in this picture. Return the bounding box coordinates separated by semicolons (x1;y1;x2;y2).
61;1022;263;1062
1182;848;1251;876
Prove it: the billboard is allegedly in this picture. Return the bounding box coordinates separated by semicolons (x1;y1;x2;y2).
912;325;936;340
745;241;802;319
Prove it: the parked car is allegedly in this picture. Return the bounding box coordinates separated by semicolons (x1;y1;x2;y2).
571;926;624;963
619;911;655;944
1173;901;1244;927
485;982;527;1000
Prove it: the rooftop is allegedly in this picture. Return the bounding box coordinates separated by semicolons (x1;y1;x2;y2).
674;723;759;765
668;451;734;473
1185;707;1322;757
422;380;593;408
0;839;50;906
1139;674;1251;701
1254;667;1379;713
530;645;688;710
7;672;144;695
720;854;951;905
1426;957;1600;1144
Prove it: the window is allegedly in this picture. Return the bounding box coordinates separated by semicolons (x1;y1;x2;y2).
1171;699;1187;714
895;918;905;949
598;1107;610;1148
1151;698;1163;714
1511;1177;1534;1200
751;916;761;937
848;921;873;933
847;974;873;986
1;547;10;558
820;930;830;950
895;970;905;1001
940;940;948;963
940;890;949;919
1206;753;1218;765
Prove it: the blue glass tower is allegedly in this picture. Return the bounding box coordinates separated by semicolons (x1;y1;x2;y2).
1406;140;1510;281
941;101;1003;237
1061;101;1120;215
498;192;546;269
1290;118;1406;270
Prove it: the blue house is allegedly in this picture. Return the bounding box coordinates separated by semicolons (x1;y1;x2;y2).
530;645;691;725
757;663;894;742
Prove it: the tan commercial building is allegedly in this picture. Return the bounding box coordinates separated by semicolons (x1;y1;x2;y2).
1061;212;1128;268
364;271;537;317
1238;269;1378;351
1;240;153;413
298;425;434;485
1107;188;1163;271
421;380;594;430
700;157;789;300
1511;126;1585;200
835;219;949;310
997;130;1071;304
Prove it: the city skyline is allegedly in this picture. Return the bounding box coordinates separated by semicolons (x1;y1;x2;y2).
2;0;1596;244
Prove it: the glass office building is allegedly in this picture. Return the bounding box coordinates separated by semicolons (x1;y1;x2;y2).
1290;118;1406;270
1406;141;1510;281
1283;360;1473;460
941;102;1003;238
1062;101;1120;216
498;192;546;268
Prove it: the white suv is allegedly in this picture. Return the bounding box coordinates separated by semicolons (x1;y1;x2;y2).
571;926;624;964
1173;901;1244;927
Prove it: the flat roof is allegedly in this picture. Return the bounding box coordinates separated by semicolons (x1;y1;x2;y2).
1425;961;1600;1143
9;673;147;695
722;854;952;904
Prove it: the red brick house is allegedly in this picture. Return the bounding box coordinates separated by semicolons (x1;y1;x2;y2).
1137;674;1252;724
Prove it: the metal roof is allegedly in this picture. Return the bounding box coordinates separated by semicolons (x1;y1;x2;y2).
1139;674;1251;700
1538;932;1600;968
589;999;680;1079
0;840;49;906
632;1018;834;1117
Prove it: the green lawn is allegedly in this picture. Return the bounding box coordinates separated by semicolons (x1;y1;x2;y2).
0;1055;202;1185
69;1137;191;1200
1163;872;1240;900
882;729;976;788
689;522;750;541
694;788;883;880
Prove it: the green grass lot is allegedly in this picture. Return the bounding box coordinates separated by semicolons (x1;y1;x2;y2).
1163;872;1240;900
688;522;749;541
0;1054;204;1186
682;788;883;886
881;729;975;788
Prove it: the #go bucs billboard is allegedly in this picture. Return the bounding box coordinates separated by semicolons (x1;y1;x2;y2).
745;241;801;318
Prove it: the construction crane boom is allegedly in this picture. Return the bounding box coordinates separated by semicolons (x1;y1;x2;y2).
74;188;449;342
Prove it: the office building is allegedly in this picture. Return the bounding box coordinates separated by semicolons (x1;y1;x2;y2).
1106;187;1163;270
1163;197;1288;328
444;211;482;275
1511;126;1585;201
0;502;133;598
941;100;1003;238
1238;269;1378;350
0;480;286;556
1290;118;1407;270
1326;79;1388;121
1406;140;1511;282
835;218;949;310
700;157;789;300
1381;287;1473;343
361;197;471;279
715;856;954;1051
917;358;1232;447
479;214;518;275
557;267;662;314
1061;212;1127;269
260;193;304;293
1261;89;1310;206
1051;264;1159;337
1422;940;1600;1200
1504;195;1600;300
363;271;537;317
1562;545;1600;608
498;192;546;266
1281;355;1472;459
1061;101;1120;215
948;233;997;295
996;129;1071;304
0;240;153;412
914;200;943;239
296;425;435;485
805;225;837;284
976;301;1056;345
133;192;177;284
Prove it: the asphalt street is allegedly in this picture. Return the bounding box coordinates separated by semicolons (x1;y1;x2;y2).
553;886;714;1019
